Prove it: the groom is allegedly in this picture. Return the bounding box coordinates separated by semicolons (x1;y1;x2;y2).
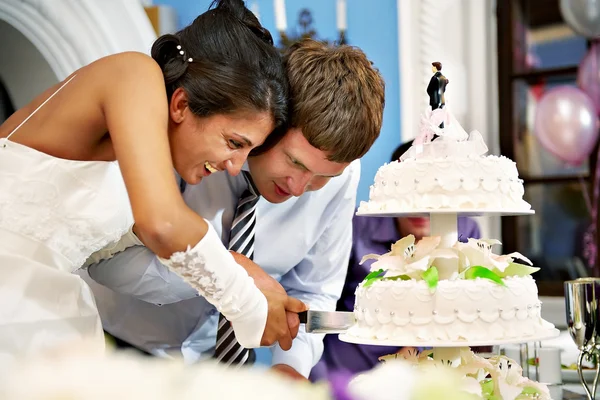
81;39;385;380
426;61;449;111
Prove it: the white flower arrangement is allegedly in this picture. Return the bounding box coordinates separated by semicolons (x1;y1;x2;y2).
378;348;550;400
0;339;549;400
360;235;539;290
361;234;457;279
348;357;471;400
0;341;479;400
0;342;330;400
454;238;534;273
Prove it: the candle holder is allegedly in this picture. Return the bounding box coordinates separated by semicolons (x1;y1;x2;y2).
277;8;347;54
565;277;600;400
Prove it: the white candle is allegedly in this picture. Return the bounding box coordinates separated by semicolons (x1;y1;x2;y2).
250;1;260;23
274;0;287;32
538;347;562;384
336;0;347;31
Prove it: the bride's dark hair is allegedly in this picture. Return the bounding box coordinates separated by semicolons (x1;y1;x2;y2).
151;0;287;131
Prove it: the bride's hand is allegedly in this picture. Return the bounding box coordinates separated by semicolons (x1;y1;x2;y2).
260;290;307;350
230;252;302;339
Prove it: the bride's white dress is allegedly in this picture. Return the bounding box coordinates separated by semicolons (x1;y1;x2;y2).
0;76;268;364
0;80;134;363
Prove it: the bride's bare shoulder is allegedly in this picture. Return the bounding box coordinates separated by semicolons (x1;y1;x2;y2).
86;52;163;81
72;51;167;107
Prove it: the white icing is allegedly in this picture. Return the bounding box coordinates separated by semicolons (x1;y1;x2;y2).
349;276;554;342
352;107;547;345
358;155;531;213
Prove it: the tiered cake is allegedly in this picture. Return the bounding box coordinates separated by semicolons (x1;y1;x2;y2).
358;109;531;214
348;235;554;343
348;106;555;344
342;71;557;400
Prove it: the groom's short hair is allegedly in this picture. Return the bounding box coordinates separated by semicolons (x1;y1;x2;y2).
283;39;385;163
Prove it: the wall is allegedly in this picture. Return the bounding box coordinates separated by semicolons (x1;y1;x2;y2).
152;0;401;205
0;20;58;109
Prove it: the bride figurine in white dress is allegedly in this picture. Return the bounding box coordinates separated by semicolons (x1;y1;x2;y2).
0;0;305;364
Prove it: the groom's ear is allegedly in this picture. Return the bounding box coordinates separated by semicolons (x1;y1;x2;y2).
169;87;189;124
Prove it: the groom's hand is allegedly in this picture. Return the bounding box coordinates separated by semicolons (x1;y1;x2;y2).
230;252;301;339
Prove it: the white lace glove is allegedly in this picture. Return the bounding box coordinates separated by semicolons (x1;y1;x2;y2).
157;221;267;348
83;225;143;268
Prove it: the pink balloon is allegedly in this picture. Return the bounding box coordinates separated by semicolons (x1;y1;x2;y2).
577;42;600;115
534;86;599;165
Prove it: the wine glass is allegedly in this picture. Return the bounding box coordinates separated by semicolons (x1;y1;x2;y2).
565;278;600;400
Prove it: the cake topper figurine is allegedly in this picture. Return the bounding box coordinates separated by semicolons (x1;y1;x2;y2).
427;62;449;112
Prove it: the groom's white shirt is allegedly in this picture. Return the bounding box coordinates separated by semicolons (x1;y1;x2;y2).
81;160;360;377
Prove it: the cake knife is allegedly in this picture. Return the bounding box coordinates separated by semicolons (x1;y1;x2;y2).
298;310;355;333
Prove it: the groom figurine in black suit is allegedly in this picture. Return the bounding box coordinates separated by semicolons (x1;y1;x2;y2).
426;61;449;128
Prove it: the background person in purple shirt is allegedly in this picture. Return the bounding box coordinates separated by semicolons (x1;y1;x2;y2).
309;140;482;381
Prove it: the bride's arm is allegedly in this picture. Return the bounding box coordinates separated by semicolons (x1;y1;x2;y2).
98;52;303;349
101;55;205;256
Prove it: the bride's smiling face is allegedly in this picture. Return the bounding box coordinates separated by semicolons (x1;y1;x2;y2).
167;89;274;185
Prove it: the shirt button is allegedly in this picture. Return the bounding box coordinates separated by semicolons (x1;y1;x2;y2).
209;309;218;316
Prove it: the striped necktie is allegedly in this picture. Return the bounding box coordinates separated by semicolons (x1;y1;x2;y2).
214;171;259;366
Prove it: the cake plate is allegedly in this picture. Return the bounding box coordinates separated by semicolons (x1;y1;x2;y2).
356;209;535;218
341;209;559;366
339;331;560;365
339;331;561;350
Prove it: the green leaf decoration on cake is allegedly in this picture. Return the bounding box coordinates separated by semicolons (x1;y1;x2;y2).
363;269;385;287
384;274;411;281
422;266;439;292
363;269;413;287
480;379;494;398
498;262;540;278
478;378;506;400
519;387;541;397
463;266;505;286
365;268;384;280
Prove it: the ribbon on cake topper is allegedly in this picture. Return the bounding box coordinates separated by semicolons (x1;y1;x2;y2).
414;107;446;146
401;106;488;161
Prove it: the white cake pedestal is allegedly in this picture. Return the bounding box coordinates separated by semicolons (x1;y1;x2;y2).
339;331;560;365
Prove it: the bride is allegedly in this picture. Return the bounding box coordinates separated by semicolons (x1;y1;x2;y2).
0;0;305;363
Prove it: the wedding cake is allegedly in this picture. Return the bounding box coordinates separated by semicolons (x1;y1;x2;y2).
348;89;555;344
344;74;555;399
357;107;531;214
347;235;556;343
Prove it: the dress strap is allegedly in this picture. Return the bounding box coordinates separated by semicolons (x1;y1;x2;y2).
5;74;77;141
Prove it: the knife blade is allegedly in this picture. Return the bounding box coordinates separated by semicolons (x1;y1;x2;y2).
298;310;355;333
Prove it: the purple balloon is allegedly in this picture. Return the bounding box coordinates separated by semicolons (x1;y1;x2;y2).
578;42;600;115
534;86;599;165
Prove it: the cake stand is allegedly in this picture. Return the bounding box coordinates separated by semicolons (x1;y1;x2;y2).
341;209;560;366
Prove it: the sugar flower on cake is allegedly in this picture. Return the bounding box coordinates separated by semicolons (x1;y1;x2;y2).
385;348;550;400
485;356;551;400
360;234;457;280
349;358;470;400
456;350;551;399
454;238;539;278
